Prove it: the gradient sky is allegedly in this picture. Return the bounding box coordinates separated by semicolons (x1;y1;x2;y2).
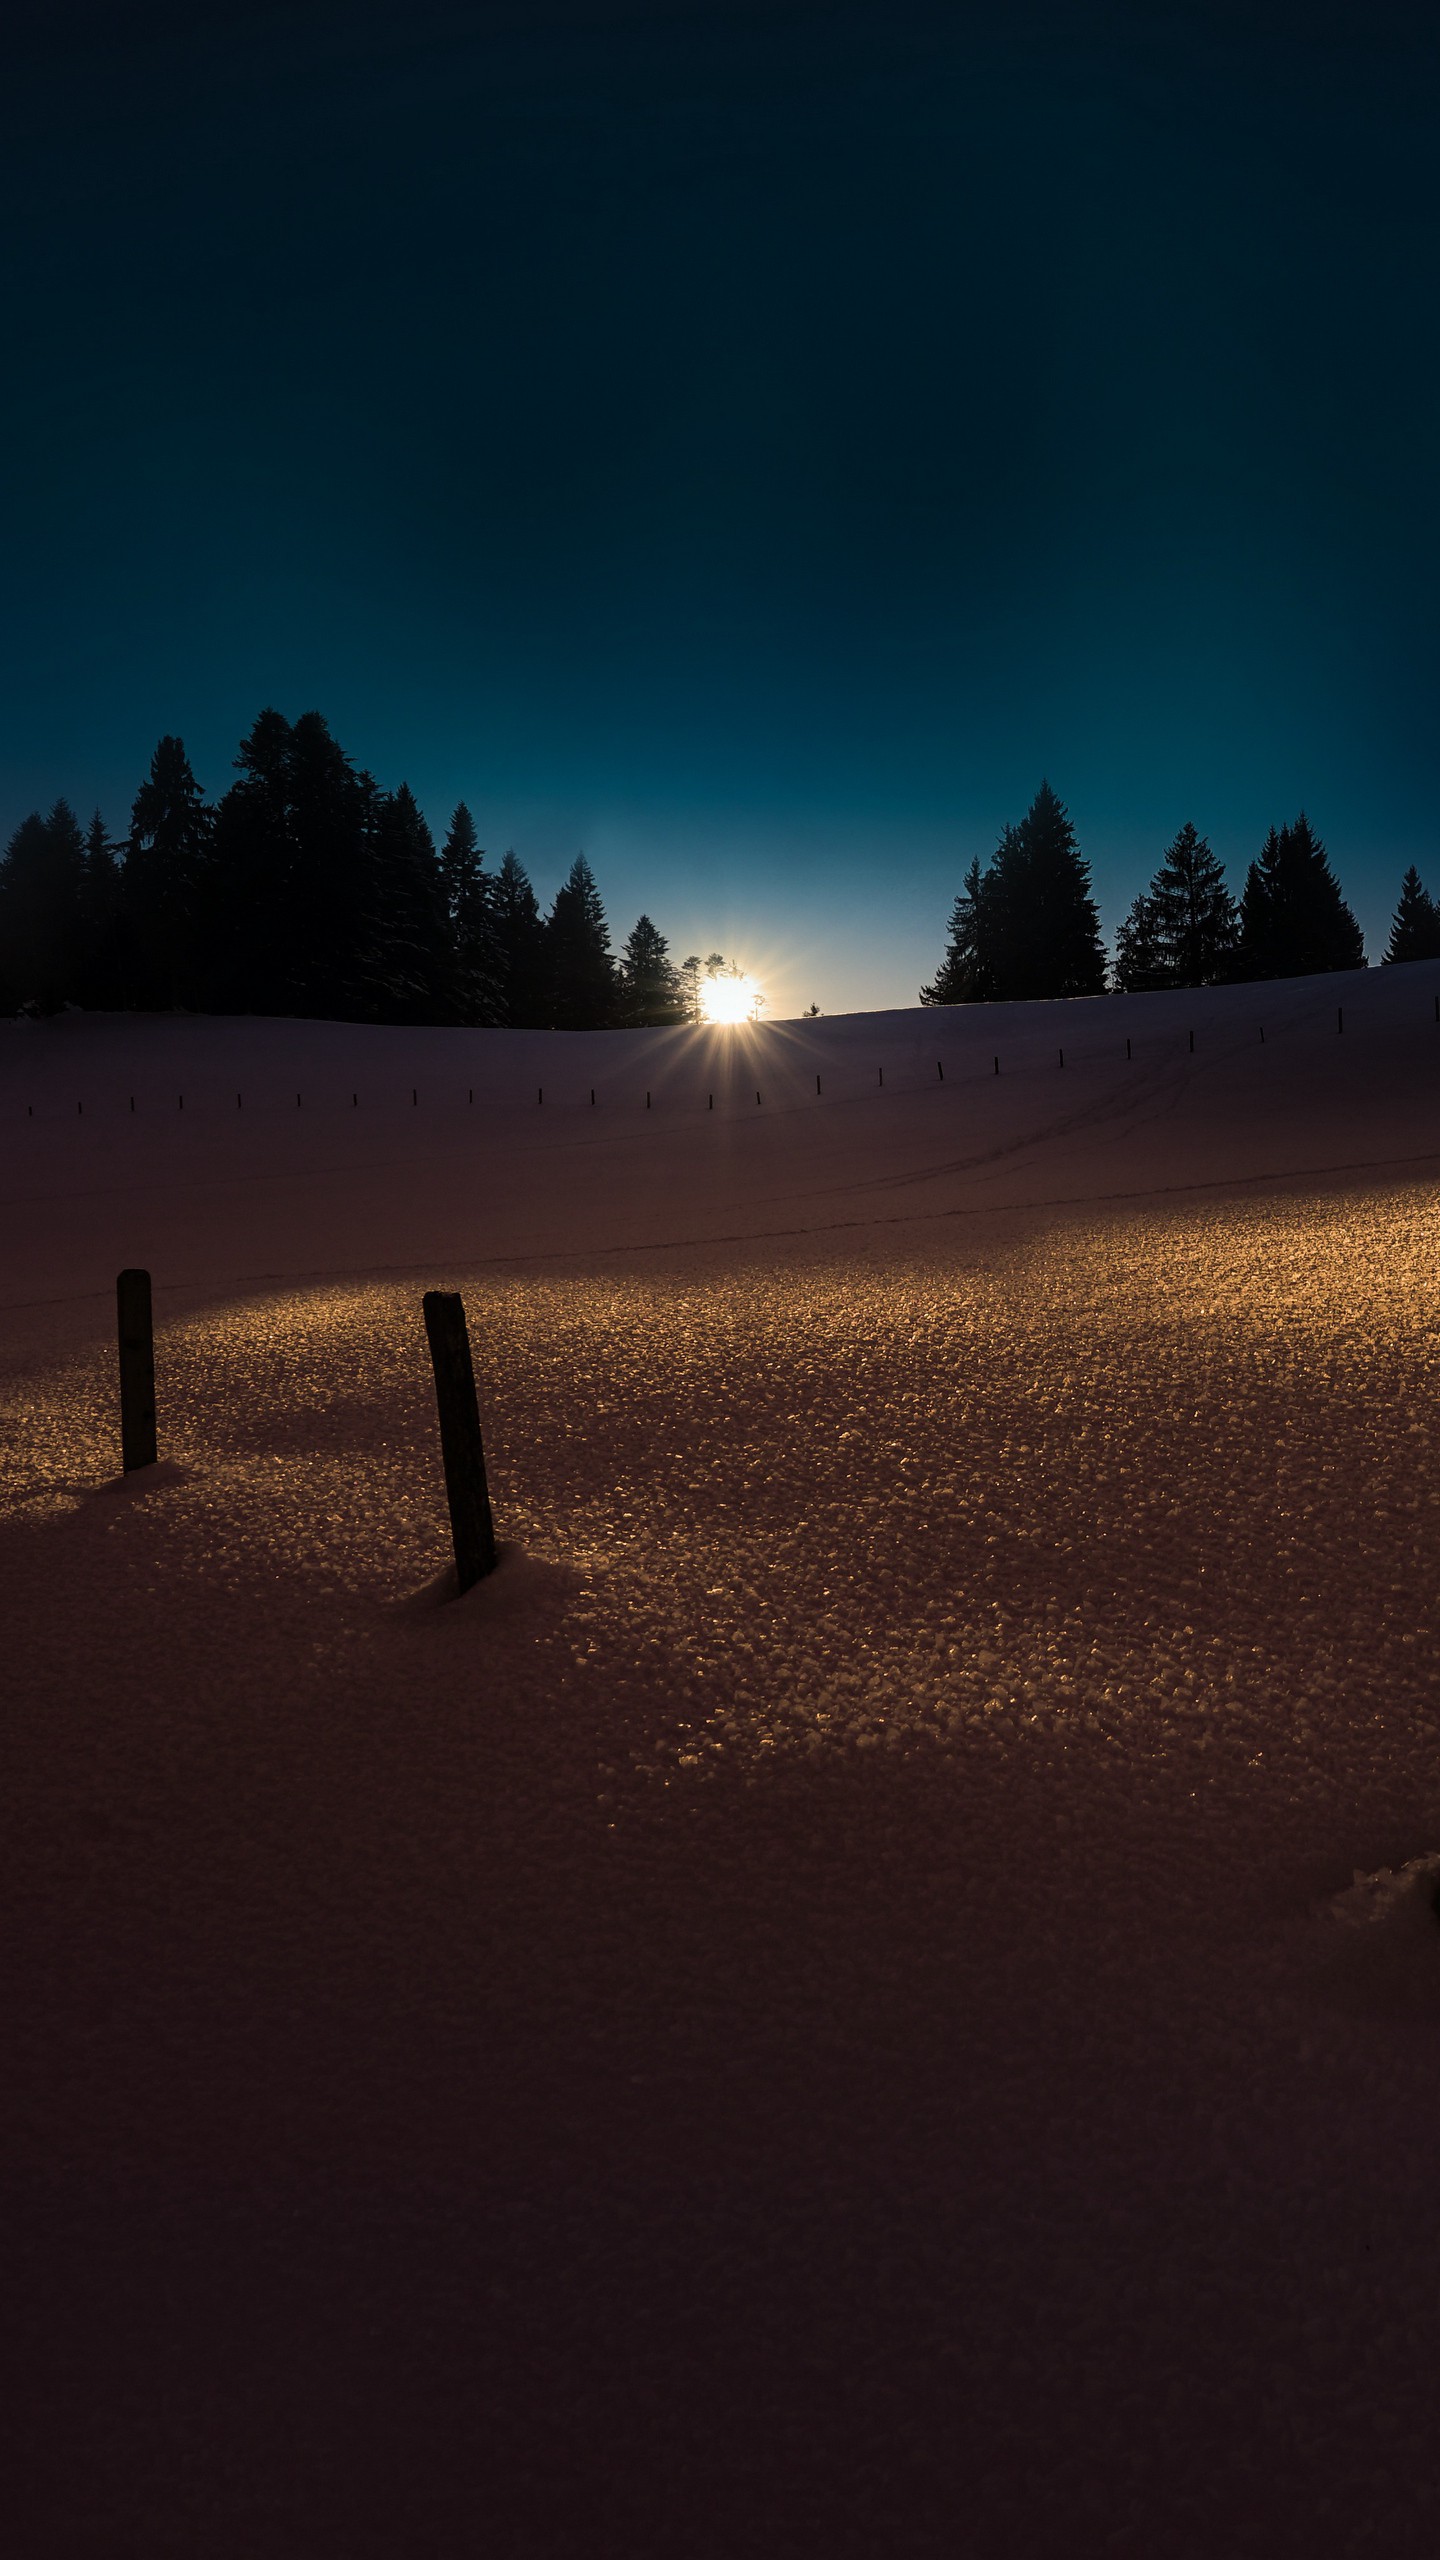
3;0;1436;1016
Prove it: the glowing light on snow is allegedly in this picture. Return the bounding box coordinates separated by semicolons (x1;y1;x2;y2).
701;971;762;1024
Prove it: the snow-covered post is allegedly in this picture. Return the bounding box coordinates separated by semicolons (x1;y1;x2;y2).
422;1291;497;1593
116;1268;157;1473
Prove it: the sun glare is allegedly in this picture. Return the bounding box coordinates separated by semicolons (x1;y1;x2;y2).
701;972;761;1025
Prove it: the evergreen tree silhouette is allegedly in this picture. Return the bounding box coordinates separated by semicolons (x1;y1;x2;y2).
440;804;502;1024
79;810;123;1006
920;857;994;1003
1383;866;1440;964
209;710;300;1011
1237;814;1365;979
677;955;703;1023
211;710;374;1015
1113;890;1168;992
0;804;88;1012
616;914;683;1024
924;785;1103;1003
287;711;380;1015
0;814;50;1011
125;737;211;1007
544;854;616;1028
492;850;546;1026
1114;823;1238;991
995;784;1105;997
1146;822;1238;985
359;784;453;1022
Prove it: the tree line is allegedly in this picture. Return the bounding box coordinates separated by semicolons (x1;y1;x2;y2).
0;710;736;1030
6;734;1438;1028
921;781;1440;1004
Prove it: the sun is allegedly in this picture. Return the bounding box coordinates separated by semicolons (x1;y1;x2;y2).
700;971;761;1025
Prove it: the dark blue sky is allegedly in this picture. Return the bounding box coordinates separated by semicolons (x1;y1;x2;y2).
3;0;1436;1013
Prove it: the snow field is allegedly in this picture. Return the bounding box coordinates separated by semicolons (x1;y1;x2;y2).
4;967;1440;2553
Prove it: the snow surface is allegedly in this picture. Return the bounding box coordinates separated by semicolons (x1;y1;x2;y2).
4;964;1440;2555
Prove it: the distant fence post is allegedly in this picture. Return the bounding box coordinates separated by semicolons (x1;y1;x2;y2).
116;1268;157;1473
422;1291;497;1593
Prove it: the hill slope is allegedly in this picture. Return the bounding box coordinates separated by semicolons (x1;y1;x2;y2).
3;970;1439;2555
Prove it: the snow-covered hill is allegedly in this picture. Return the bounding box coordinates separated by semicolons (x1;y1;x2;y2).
3;957;1439;1310
3;968;1439;2554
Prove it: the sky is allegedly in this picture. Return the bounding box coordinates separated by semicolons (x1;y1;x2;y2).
2;0;1437;1016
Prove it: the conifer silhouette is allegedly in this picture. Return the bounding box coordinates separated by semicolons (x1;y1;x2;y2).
1236;814;1365;978
440;804;502;1025
617;914;684;1024
360;785;453;1023
922;785;1103;1002
0;804;87;1012
1383;866;1440;964
125;739;211;1007
920;858;994;1004
1113;890;1168;993
544;854;616;1029
1114;823;1238;990
492;850;546;1026
79;810;123;1006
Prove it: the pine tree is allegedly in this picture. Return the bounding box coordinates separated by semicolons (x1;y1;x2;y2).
920;857;994;1003
998;783;1106;998
210;710;376;1016
0;803;88;1011
0;814;50;1011
125;737;212;1008
440;804;502;1024
1236;814;1365;980
924;785;1104;1004
1146;822;1238;985
78;810;123;1006
492;850;546;1026
544;853;616;1029
1113;891;1168;993
678;955;703;1023
208;710;295;1012
359;785;454;1023
1383;866;1440;964
1112;823;1238;991
286;711;380;1015
616;914;683;1025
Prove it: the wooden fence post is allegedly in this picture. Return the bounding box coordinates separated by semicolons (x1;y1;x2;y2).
116;1268;157;1473
422;1291;497;1592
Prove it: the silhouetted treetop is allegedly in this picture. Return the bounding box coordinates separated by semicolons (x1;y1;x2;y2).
921;784;1105;1004
1113;822;1238;992
544;853;615;1030
1383;865;1440;965
126;736;212;1008
1236;813;1365;979
617;913;683;1025
492;849;546;1027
